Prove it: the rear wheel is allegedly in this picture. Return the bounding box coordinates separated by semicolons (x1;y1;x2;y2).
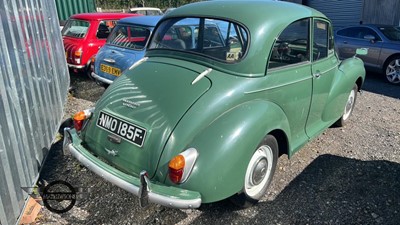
86;64;94;80
385;57;400;84
230;135;278;208
335;84;358;127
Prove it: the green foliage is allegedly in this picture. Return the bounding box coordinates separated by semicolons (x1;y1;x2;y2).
96;0;201;10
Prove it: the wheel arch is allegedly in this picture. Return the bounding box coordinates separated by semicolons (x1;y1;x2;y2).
356;76;363;91
383;53;400;73
161;100;291;203
269;129;289;157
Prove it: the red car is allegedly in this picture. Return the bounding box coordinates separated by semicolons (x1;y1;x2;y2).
62;13;139;76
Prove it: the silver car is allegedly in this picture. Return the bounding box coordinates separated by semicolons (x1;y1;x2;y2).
335;24;400;84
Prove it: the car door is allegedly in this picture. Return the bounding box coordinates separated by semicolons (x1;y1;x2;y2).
305;19;340;139
266;18;313;152
336;27;383;67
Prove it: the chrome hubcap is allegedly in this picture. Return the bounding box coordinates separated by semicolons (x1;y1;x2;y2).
343;89;355;121
386;59;400;84
251;158;268;185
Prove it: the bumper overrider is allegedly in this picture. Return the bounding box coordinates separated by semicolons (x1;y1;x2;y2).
63;128;202;209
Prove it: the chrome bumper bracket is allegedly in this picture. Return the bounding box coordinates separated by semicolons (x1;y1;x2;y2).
139;171;150;207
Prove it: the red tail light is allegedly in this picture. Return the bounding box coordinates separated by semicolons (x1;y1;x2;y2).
74;50;82;64
168;155;185;183
72;108;93;131
90;56;96;72
168;148;198;184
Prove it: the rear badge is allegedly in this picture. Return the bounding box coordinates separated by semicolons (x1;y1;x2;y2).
104;148;118;156
122;99;140;109
107;134;121;144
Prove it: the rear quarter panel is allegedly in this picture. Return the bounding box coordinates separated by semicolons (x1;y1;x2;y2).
158;100;291;203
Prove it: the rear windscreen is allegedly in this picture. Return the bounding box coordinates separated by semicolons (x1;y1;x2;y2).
61;19;89;38
107;25;152;50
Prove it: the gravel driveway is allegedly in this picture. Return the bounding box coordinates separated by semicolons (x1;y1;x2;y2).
35;72;400;225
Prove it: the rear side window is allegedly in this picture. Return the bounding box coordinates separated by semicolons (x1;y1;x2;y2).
97;20;117;39
337;27;381;41
149;17;249;63
62;19;89;38
107;25;151;50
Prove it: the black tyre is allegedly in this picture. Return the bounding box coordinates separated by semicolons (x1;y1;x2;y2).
86;64;95;80
335;84;358;127
58;118;73;134
230;135;278;208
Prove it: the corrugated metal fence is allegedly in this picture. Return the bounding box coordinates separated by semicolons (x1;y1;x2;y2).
362;0;400;25
305;0;364;30
0;0;69;224
55;0;96;22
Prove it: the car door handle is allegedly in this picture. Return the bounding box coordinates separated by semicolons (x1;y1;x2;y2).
313;72;321;78
343;41;348;44
104;58;115;64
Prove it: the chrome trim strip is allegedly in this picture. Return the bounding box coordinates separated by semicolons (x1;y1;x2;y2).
318;64;338;76
129;57;148;70
91;72;113;85
191;68;212;85
103;58;116;64
245;76;312;94
67;63;85;69
66;132;201;209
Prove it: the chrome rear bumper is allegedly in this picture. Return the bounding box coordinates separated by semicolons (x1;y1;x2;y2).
91;72;113;85
67;63;85;69
63;128;202;209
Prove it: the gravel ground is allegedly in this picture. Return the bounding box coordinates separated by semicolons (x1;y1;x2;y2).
34;72;400;225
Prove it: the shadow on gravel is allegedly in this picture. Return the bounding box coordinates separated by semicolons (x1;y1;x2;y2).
39;140;400;224
38;141;187;225
362;72;400;99
193;154;400;224
69;71;105;102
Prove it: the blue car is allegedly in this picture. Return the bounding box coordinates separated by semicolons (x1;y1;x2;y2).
91;16;162;87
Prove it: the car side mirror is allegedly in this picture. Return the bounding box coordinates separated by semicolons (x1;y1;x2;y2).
355;48;368;57
364;35;376;43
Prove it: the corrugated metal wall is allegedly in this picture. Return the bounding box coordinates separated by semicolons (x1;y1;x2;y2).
305;0;364;30
55;0;96;22
0;0;69;224
362;0;400;25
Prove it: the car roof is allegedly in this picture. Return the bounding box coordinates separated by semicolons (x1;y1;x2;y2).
118;15;162;27
164;0;325;28
69;13;137;20
129;7;162;11
339;24;399;29
153;0;327;76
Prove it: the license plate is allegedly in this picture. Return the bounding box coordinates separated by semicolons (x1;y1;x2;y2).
97;111;146;147
100;64;121;77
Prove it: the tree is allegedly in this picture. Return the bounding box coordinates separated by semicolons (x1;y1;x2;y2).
96;0;201;10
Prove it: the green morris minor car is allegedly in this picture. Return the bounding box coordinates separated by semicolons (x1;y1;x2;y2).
64;1;367;208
